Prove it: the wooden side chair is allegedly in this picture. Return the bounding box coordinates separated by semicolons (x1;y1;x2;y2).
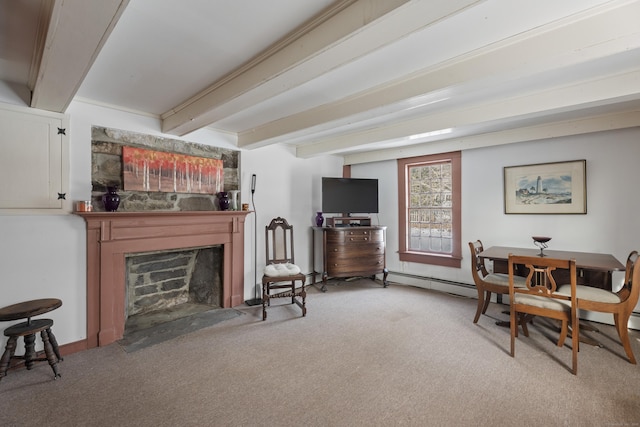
509;254;579;375
558;250;639;364
469;240;526;324
261;217;307;321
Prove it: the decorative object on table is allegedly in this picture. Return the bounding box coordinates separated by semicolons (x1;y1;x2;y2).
503;160;586;214
242;203;249;211
228;190;240;210
315;211;324;227
102;186;121;212
217;191;230;211
532;236;551;257
76;200;93;212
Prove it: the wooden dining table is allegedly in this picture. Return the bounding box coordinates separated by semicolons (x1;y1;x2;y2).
477;246;625;346
478;246;625;290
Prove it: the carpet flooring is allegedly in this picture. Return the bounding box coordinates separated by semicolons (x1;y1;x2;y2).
0;279;639;426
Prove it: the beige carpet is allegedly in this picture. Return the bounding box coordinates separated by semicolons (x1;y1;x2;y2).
1;279;639;426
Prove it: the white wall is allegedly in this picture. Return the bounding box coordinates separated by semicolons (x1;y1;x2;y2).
351;128;640;325
0;99;343;351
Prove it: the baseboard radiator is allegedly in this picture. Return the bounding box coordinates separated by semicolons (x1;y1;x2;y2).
386;270;640;331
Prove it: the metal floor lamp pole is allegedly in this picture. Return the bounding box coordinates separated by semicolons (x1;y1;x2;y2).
245;174;262;306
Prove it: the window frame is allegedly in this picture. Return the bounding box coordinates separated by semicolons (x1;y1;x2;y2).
397;151;462;268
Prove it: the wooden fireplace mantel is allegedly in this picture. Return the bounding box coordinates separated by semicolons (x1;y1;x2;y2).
76;211;250;348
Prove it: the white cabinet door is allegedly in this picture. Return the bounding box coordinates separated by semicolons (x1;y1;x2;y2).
0;106;69;212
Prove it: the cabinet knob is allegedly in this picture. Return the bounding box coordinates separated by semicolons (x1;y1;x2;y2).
333;248;338;252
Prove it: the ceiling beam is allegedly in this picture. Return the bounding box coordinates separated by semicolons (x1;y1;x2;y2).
342;109;640;165
161;0;483;136
30;0;129;112
238;0;640;150
296;70;640;158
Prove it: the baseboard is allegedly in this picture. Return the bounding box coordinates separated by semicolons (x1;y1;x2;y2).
385;270;640;331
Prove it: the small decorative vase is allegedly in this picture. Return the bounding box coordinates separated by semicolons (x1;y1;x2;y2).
102;186;121;212
229;190;240;211
315;211;324;227
217;192;230;211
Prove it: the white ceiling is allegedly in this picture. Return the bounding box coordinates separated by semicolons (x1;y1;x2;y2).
1;0;639;163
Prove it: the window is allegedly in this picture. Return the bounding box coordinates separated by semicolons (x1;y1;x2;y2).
397;151;461;268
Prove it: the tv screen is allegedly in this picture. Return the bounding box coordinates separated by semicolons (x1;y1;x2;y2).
322;177;379;214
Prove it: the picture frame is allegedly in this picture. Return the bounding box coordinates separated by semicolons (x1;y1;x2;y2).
503;159;586;214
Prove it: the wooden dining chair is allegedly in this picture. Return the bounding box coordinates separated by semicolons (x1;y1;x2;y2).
558;250;639;364
261;217;307;321
469;240;526;324
509;254;579;375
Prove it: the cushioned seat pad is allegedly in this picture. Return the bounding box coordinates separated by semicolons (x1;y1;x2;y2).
485;273;527;287
557;284;622;303
514;293;571;311
264;263;301;277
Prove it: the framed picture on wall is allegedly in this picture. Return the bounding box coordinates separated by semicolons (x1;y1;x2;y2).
503;159;586;214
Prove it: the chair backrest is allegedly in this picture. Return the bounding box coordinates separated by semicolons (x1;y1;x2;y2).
509;254;577;300
265;217;296;265
469;240;489;282
619;250;639;307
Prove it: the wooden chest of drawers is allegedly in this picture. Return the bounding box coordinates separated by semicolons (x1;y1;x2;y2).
312;226;388;291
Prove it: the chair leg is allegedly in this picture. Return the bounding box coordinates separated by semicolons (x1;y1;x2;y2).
571;317;579;375
0;336;18;380
46;328;63;362
516;314;534;337
291;281;296;305
614;312;637;364
482;291;492;314
23;334;37;370
41;330;61;379
510;308;517;357
557;320;568;347
301;283;307;317
262;283;268;321
473;287;485;323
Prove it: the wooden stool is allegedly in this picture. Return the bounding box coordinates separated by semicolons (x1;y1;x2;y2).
0;298;63;382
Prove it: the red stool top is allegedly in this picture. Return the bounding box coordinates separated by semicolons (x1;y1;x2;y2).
0;298;62;322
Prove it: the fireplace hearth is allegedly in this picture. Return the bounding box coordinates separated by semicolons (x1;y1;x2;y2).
76;211;250;348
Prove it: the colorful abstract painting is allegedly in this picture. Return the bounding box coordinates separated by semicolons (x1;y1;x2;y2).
123;146;223;194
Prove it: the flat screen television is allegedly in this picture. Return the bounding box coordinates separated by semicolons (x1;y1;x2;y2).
321;177;379;215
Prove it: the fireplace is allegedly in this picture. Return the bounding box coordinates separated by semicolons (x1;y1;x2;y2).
76;211;250;348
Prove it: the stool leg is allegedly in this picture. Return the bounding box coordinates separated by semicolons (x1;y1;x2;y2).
46;328;63;362
23;334;37;370
0;336;18;380
40;330;61;379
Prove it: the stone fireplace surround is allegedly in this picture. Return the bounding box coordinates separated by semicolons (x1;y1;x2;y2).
76;211;250;348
